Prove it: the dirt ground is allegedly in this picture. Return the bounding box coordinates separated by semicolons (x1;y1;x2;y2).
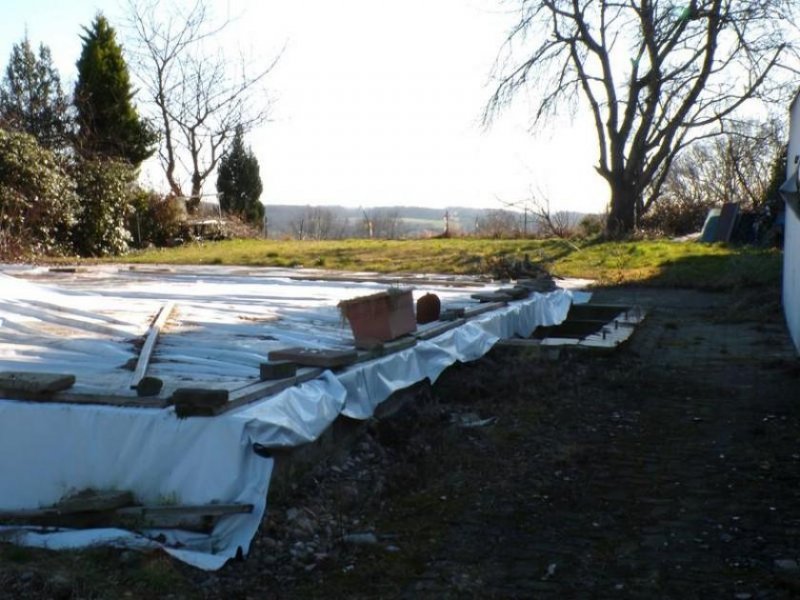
1;285;799;599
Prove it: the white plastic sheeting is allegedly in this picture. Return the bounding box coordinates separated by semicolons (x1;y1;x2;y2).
0;265;575;569
338;290;572;419
0;372;346;570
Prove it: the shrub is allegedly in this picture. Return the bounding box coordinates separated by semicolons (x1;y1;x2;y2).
639;197;714;237
71;158;137;256
128;191;187;248
578;214;604;238
0;129;77;258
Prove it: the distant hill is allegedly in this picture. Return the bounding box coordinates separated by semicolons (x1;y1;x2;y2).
262;204;589;239
264;205;488;238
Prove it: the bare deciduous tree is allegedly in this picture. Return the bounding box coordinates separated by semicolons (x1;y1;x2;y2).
476;209;521;238
488;1;796;236
126;0;279;211
290;206;347;240
642;118;785;234
529;195;580;238
361;209;405;239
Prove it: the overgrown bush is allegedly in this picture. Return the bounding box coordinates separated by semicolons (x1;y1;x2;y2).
128;191;186;248
0;129;78;258
71;158;137;256
639;197;714;237
578;214;604;238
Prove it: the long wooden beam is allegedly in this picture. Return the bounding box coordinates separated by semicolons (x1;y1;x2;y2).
130;301;175;392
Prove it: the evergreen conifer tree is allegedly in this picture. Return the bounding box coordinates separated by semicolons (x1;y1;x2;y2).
0;35;70;150
74;14;155;166
216;126;264;224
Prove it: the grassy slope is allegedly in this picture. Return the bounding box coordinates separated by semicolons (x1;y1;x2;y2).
121;238;782;289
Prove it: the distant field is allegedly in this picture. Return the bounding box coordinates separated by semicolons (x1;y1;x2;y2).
117;238;782;289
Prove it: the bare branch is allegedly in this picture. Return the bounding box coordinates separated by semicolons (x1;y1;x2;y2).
125;0;280;206
487;0;796;235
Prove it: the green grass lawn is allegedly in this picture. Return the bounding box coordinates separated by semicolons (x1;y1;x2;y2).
117;237;782;289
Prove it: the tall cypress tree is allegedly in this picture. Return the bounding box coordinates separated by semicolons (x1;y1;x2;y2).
0;35;70;150
216;126;264;224
74;14;155;166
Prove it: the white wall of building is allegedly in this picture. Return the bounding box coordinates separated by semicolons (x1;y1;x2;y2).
783;95;800;353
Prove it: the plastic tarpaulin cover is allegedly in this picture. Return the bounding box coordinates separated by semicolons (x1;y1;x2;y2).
0;373;346;570
338;290;572;419
0;266;575;569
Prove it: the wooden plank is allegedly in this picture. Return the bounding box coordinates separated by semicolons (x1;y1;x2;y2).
355;336;418;363
218;338;419;415
413;319;466;341
268;347;358;368
48;267;89;273
494;338;543;348
130;301;175;392
216;368;325;415
498;287;530;300
55;489;135;513
0;371;75;395
172;388;230;417
462;301;507;318
114;503;253;532
471;292;513;303
260;360;298;381
440;307;465;321
0;501;252;533
115;502;252;519
0;388;170;408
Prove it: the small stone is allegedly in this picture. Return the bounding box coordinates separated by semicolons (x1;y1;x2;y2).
342;532;378;545
775;559;799;571
294;515;316;535
286;507;300;521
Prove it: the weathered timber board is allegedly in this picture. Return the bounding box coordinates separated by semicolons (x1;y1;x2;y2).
268;347;358;368
0;371;75;394
462;301;507;318
0;502;252;533
211;368;326;416
471;292;513;303
130;301;176;392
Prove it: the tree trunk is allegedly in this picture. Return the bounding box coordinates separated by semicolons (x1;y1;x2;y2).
186;174;203;215
605;181;638;237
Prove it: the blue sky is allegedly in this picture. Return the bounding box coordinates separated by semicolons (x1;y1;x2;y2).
0;0;609;214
